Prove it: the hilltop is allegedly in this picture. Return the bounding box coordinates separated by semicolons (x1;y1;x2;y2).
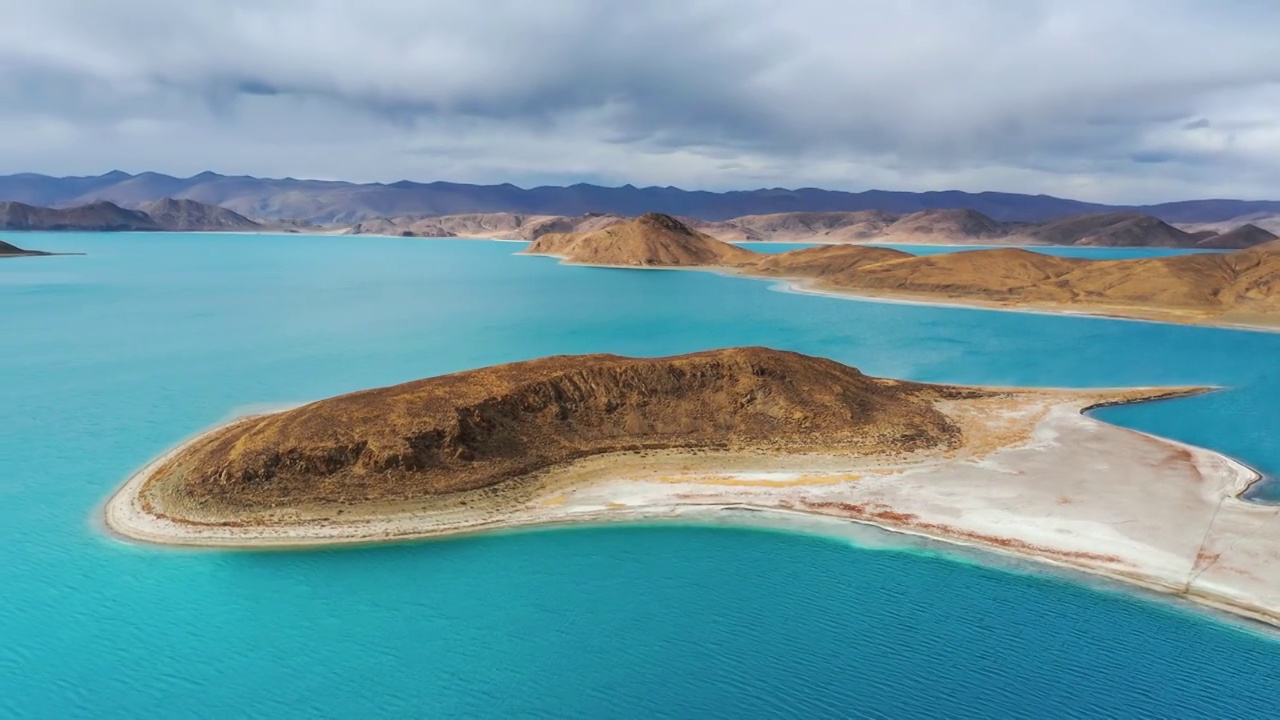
524;212;757;266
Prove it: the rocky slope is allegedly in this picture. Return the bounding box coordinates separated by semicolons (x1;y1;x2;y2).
0;198;261;232
141;347;971;510
1195;223;1279;249
142;198;261;232
687;211;897;242
524;212;757;266
347;212;623;239
1016;212;1200;247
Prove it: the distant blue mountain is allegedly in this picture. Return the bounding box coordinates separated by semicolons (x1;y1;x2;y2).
0;171;1275;224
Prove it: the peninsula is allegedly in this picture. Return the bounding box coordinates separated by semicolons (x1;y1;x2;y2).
523;214;1280;330
105;347;1280;627
0;238;53;257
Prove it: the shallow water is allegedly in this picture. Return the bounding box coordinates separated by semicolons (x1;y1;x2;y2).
2;232;1278;718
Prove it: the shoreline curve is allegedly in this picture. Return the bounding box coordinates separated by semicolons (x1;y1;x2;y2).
102;385;1280;630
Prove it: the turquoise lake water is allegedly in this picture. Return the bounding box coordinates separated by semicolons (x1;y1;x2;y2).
2;233;1278;718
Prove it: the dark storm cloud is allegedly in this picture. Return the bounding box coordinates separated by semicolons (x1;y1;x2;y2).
1;0;1279;201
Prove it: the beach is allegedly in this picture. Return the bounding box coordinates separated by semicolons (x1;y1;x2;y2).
104;386;1280;629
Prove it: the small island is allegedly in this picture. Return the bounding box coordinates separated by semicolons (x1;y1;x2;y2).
0;238;53;258
524;213;1280;330
106;347;1280;627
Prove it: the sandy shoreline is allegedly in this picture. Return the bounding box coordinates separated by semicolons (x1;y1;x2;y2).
764;276;1280;334
104;387;1280;629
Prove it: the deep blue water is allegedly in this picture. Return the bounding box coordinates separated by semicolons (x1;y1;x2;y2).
2;232;1278;719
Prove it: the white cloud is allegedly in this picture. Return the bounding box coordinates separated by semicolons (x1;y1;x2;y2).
1;0;1279;201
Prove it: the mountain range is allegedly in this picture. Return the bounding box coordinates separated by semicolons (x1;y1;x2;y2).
361;208;1279;249
5;171;1280;225
5;197;1277;249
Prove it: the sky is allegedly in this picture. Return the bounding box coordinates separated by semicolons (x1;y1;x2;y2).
1;0;1279;203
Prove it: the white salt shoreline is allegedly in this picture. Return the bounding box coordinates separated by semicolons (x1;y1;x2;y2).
103;390;1280;630
761;276;1280;335
521;248;1280;333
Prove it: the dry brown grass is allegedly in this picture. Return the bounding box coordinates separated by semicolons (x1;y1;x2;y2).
147;348;976;511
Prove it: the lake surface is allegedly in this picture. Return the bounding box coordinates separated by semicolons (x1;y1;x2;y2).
2;233;1278;719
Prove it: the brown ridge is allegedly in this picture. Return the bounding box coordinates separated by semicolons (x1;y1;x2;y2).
143;347;974;511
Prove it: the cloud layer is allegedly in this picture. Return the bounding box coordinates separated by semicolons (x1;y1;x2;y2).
2;0;1279;202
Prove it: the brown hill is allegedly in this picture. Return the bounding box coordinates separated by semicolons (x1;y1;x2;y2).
0;200;158;231
830;248;1085;297
881;209;1007;241
142;347;970;510
1196;223;1278;249
739;243;1280;326
1022;212;1198;247
749;244;911;279
518;213;626;239
143;198;261;231
691;210;898;243
524;212;757;266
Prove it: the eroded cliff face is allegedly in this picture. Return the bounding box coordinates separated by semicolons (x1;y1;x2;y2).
149;348;971;509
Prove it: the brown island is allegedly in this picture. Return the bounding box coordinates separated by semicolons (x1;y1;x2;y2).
106;347;1280;627
524;213;1280;331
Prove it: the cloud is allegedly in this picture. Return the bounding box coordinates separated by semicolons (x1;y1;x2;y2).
0;0;1279;201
